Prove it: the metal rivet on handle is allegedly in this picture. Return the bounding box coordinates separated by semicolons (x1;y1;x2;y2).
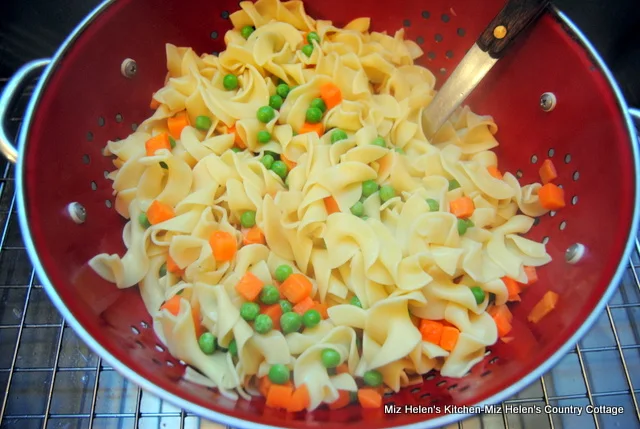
121;58;137;78
493;25;507;39
67;202;86;224
566;243;585;264
540;92;557;112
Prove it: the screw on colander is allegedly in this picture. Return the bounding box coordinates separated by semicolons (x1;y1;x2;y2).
121;58;138;78
67;202;87;224
565;243;585;264
540;92;557;112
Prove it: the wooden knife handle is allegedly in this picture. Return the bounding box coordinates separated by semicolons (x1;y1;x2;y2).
477;0;551;59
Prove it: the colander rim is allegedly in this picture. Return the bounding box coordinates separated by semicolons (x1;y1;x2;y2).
14;1;640;428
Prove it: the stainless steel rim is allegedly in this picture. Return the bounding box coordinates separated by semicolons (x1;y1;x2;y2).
13;2;640;428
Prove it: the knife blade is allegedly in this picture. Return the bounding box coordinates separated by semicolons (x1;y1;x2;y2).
422;0;551;139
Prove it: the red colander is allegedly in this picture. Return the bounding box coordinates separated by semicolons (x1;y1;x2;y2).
0;0;638;428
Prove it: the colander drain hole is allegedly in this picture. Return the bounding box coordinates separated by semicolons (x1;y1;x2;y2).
434;33;443;43
530;155;538;164
82;154;90;164
445;50;454;59
572;195;578;205
221;10;229;19
458;385;470;393
441;13;450;23
549;210;556;217
105;200;112;209
542;236;550;244
516;169;523;178
456;28;466;37
573;171;580;181
210;31;218;39
403;19;411;27
115;113;123;123
155;344;165;353
489;357;499;364
140;321;149;328
559;221;567;230
564;154;572;163
420;393;431;399
481;370;492;377
447;384;458;391
135;340;144;349
131;123;138;131
166;360;175;367
548;148;555;157
103;170;110;179
86;132;94;142
410;387;420;394
435;381;446;387
130;326;139;335
91;181;97;191
152;358;162;366
98;116;105;127
427;51;436;60
416;36;425;45
421;11;431;19
425;373;435;380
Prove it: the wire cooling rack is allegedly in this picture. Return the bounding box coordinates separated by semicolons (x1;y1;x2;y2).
0;78;638;429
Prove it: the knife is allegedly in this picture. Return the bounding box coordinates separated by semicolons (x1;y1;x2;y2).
422;0;551;139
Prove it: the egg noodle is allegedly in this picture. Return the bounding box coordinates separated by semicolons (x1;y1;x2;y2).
90;0;551;410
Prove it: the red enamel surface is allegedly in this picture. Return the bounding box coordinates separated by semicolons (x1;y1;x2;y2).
21;0;636;427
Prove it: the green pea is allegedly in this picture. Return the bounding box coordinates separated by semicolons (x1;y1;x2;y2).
363;370;383;387
457;218;470;235
195;115;212;131
371;137;386;147
279;299;293;313
268;364;291;384
241;25;255;39
470;286;485;304
379;185;396;202
223;74;238;90
240;210;257;228
275;264;293;282
138;213;151;229
321;348;341;368
159;161;168;170
269;94;284;110
448;179;461;191
257;106;276;123
330;129;348;144
301;43;314;57
260;285;280;305
310;98;327;113
280;311;303;334
307;31;321;45
394;147;405;154
254;314;273;334
276;83;290;98
350;296;362;308
257;130;271;144
159;263;167;277
231;147;242;153
169;136;176;149
362;180;379;198
240;302;260;321
426;198;439;212
261;154;275;169
302;309;321;328
228;339;238;357
350;201;364;217
198;332;217;355
264;150;280;160
271;160;288;179
305;107;323;124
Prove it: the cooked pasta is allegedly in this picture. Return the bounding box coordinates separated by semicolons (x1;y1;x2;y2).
89;0;556;411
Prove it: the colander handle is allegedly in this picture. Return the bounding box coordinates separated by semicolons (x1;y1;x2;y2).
0;59;51;163
477;0;551;59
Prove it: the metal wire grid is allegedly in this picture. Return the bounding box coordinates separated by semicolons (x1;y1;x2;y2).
0;78;638;429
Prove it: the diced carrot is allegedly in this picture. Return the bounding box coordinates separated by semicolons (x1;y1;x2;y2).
281;154;297;171
266;384;294;410
313;302;329;319
335;363;349;374
419;319;444;344
502;277;521;302
329;390;352;410
160;295;181;316
439;326;460;351
488;304;513;324
235;272;264;301
357;388;382;409
293;296;315;315
150;95;161;110
320;82;342;110
449;196;475;218
259;376;272;397
167;113;190;140
227;124;246;148
528;291;559;324
145;133;172;157
487;166;503;180
538;183;565;210
242;226;265;245
191;301;205;338
300;122;324;136
166;254;184;275
280;273;313;304
539;159;558;184
491;307;513;338
523;266;538;286
287;384;310;412
324;196;340;215
147;200;175;225
209;230;237;262
501;336;515;344
262;303;283;331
